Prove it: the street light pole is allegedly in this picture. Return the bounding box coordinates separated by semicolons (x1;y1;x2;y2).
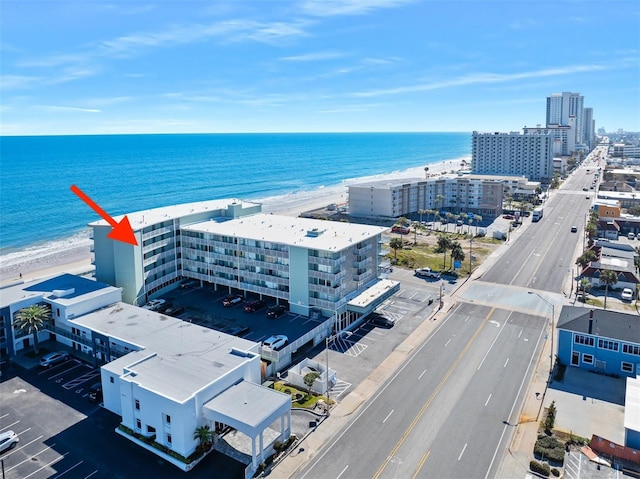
528;292;555;380
325;335;331;405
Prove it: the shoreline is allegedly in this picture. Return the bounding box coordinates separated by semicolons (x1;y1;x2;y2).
0;157;466;285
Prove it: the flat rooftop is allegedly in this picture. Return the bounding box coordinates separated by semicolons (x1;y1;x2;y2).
182;213;388;252
1;273;117;307
71;302;260;402
88;199;261;231
348;174;526;190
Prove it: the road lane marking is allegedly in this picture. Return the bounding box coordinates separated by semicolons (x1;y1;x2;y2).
418;369;427;380
485;394;492;406
477;311;512;370
444;338;452;347
518;330;522;338
458;443;467;460
504;358;509;368
83;472;99;479
483;316;547;479
372;308;496;479
411;450;430;479
382;409;394;424
336;465;349;479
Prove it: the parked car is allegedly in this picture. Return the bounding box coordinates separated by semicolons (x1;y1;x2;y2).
142;299;166;311
415;267;441;279
266;305;287;318
39;351;71;367
0;430;19;453
368;313;395;328
456;219;464;226
262;335;288;351
222;294;243;307
628;232;636;240
88;383;103;402
244;299;266;313
180;279;199;289
621;288;634;301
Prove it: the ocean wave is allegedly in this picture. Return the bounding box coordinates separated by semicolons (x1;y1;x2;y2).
0;229;92;268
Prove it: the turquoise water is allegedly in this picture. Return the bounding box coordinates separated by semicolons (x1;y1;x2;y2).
0;132;470;259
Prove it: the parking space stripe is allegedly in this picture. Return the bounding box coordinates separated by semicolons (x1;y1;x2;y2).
52;460;83;478
7;443;57;470
83;471;99;479
1;420;20;431
23;452;69;479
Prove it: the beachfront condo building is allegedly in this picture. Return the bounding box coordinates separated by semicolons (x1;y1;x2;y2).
471;130;554;181
347;174;519;219
90;200;390;322
546;91;584;145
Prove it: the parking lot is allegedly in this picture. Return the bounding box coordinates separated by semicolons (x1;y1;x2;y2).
0;355;245;479
1;271;445;478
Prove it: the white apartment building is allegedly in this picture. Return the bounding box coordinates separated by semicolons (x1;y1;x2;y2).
0;273;121;358
90;199;262;305
179;213;389;320
71;302;289;476
546;91;585;145
346;174;531;219
523;123;576;157
471;130;554;181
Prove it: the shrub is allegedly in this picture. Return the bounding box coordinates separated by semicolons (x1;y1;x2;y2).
530;460;550;476
551;468;560;477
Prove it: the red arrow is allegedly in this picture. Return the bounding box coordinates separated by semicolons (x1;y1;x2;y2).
70;184;138;246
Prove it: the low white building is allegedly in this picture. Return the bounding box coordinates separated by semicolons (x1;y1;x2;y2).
71;302;291;475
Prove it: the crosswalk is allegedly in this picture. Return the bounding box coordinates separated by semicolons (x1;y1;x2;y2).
329;379;352;399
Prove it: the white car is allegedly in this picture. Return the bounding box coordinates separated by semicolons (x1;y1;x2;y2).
415;267;441;279
142;299;166;311
262;335;288;351
0;430;19;453
39;351;71;367
621;288;634;301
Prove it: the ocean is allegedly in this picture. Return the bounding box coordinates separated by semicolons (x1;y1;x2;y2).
0;132;470;267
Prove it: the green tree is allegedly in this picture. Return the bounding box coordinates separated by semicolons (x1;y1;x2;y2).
436;235;452;270
576;250;597;269
397;216;410;227
193;425;213;452
412;221;420;244
628;205;640;216
543;400;557;433
303;371;321;398
14;304;51;354
435;195;444;229
445;212;454;232
418;209;428;224
389;237;403;264
599;269;618;310
450;241;465;269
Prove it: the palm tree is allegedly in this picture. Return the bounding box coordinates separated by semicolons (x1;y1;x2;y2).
436;235;452;270
473;214;483;236
576;249;597;269
599;269;618;310
14;304;51;354
445;212;454;232
389;237;403;264
424;166;429;178
450;241;465;269
412;221;420;244
435;195;444;229
418;209;428;225
193;425;213;452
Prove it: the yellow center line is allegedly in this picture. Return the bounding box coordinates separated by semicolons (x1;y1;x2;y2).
412;450;431;479
372;308;495;479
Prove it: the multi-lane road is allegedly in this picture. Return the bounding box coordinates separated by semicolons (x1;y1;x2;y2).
299;303;546;479
295;151;603;479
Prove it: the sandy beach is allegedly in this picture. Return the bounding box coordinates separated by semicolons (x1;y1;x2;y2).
0;157;465;286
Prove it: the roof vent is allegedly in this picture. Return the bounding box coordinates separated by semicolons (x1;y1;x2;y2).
306;228;325;237
50;288;75;298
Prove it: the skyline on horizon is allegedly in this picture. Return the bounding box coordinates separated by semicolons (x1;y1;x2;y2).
1;0;639;136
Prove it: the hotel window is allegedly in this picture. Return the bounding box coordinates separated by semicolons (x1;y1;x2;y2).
166;434;172;445
135;399;140;411
597;339;619;351
136;419;141;430
574;334;594;346
623;344;640;356
621;362;634;373
582;353;594;364
164;414;171;425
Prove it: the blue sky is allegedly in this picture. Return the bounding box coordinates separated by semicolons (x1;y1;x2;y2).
1;0;639;135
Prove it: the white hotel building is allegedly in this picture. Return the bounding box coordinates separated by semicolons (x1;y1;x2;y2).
91;199;395;330
471;130;554;182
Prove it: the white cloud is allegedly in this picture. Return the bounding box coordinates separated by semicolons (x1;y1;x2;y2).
36;105;101;113
300;0;414;17
0;75;44;90
280;51;349;62
352;64;609;98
